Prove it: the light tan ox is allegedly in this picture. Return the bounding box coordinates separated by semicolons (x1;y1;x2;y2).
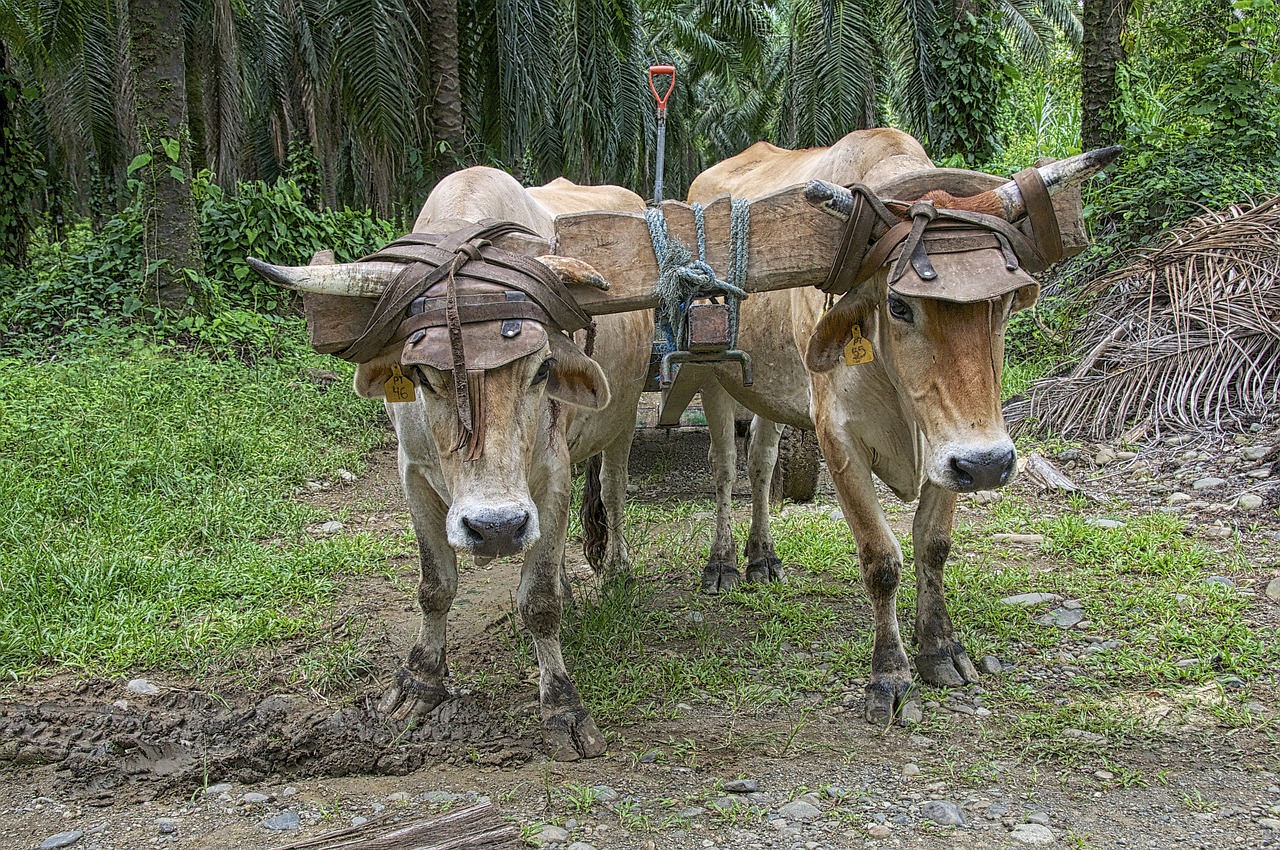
253;166;652;759
688;128;1104;723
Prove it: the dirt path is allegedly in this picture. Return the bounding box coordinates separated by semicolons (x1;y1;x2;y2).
3;419;1280;850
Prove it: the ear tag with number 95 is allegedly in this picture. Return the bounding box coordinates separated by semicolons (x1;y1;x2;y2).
843;324;874;366
384;365;416;403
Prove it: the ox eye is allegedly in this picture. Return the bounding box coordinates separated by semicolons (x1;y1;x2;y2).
532;358;553;386
888;296;914;323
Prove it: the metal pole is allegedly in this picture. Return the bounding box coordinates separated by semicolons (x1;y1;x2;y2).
647;65;675;204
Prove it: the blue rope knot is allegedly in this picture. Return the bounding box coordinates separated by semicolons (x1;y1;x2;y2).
646;198;750;351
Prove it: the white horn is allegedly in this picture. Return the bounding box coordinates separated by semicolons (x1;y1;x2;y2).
538;255;610;291
246;257;403;298
992;145;1122;220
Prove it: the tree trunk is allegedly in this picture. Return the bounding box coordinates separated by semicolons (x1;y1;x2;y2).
127;0;205;314
1082;0;1129;150
0;38;31;269
417;0;465;178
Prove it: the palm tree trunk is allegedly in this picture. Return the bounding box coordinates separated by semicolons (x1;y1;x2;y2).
1082;0;1129;150
0;38;30;268
127;0;205;313
419;0;465;177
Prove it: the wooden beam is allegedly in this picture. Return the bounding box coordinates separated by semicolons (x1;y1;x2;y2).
554;185;844;316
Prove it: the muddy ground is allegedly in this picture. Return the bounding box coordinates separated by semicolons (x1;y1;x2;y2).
3;406;1280;850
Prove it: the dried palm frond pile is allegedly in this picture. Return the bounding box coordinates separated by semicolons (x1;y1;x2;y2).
1007;196;1280;440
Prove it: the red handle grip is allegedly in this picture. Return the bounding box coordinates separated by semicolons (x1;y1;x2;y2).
648;65;676;112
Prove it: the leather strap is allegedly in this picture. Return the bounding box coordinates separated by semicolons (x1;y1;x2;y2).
1012;167;1063;267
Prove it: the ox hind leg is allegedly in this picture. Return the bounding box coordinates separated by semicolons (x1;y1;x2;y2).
744;415;785;584
522;478;607;760
597;427;634;580
819;429;915;725
377;466;457;724
700;381;741;593
912;481;980;686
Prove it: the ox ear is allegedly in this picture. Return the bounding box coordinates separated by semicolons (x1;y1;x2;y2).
546;332;610;410
353;352;402;399
805;283;884;373
1011;282;1040;313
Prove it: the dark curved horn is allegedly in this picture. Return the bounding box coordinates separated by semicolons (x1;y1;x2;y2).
804;180;853;221
992;145;1122;219
246;257;403;298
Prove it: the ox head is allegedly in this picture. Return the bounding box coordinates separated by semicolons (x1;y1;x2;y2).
804;147;1120;492
248;252;610;559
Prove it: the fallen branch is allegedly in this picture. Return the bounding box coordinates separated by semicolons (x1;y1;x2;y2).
1024;452;1081;494
274;802;520;850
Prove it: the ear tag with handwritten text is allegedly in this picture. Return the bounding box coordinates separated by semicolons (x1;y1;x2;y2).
843;324;874;366
384;365;416;403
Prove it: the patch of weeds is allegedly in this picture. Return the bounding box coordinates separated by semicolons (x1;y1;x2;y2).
614;799;651;831
289;629;377;694
1182;789;1220;812
707;798;764;826
556;783;602;814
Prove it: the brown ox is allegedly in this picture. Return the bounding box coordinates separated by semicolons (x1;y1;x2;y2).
251;166;652;758
687;128;1108;722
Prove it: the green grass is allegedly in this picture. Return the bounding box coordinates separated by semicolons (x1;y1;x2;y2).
0;345;394;681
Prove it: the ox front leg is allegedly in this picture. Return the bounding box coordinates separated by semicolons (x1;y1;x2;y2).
522;485;606;761
378;468;456;723
701;381;741;593
744;415;785;584
820;432;915;726
912;482;980;687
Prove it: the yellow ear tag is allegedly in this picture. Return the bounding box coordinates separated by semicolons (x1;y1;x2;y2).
384;365;416;403
843;324;874;366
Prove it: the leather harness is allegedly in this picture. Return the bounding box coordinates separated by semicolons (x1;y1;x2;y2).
821;167;1065;297
330;219;591;462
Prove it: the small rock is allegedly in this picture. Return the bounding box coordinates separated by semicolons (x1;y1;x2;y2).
1176;658;1200;668
156;819;177;835
1258;817;1280;830
387;792;412;804
1164;434;1194;446
337;468;358;483
724;779;760;793
1094;447;1117;465
1206;575;1237;588
1116;450;1138;460
280;786;298;798
1035;607;1084;629
978;655;1002;674
902;763;921;777
1094;769;1115;781
898;702;924;725
1265;577;1280;603
204;783;233;796
1238;493;1264;510
533;825;571;845
320;520;344;534
868;824;892;838
1193;477;1226;490
1086;518;1125;529
1247;468;1272;479
678;806;706;818
778;800;822;823
592;785;619;802
565;843;597;850
921;800;966;826
126;678;161;696
1026;812;1051;825
1168;492;1192;505
242;792;271;804
423;791;459;804
262;812;301;831
992;533;1045;545
1001;592;1064;607
971;490;1001;504
1242;446;1273;461
1061;728;1107;744
40;832;83;850
1010;823;1056;844
351;816;368;827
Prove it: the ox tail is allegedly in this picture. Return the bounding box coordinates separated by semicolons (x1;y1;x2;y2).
580;453;608;574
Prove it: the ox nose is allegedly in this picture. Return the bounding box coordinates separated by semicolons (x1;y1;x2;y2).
461;508;531;556
949;447;1016;492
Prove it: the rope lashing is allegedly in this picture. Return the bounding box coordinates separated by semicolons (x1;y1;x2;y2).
645;198;751;350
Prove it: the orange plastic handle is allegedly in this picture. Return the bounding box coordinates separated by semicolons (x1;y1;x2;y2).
648;65;676;111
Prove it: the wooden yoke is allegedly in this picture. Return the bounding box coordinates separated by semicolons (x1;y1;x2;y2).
554;186;846;316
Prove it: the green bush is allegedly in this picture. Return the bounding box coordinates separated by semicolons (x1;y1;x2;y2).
0;174;396;355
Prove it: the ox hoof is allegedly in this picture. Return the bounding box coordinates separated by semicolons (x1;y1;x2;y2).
915;642;980;688
701;562;741;594
541;708;607;761
864;677;917;727
745;556;785;584
377;671;450;724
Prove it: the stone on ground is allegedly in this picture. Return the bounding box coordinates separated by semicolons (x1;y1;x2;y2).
261;812;301;831
921;800;966;826
40;832;83;850
778;800;822;822
1011;823;1056;844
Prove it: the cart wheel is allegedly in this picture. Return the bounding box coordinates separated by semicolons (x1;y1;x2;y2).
770;426;820;503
